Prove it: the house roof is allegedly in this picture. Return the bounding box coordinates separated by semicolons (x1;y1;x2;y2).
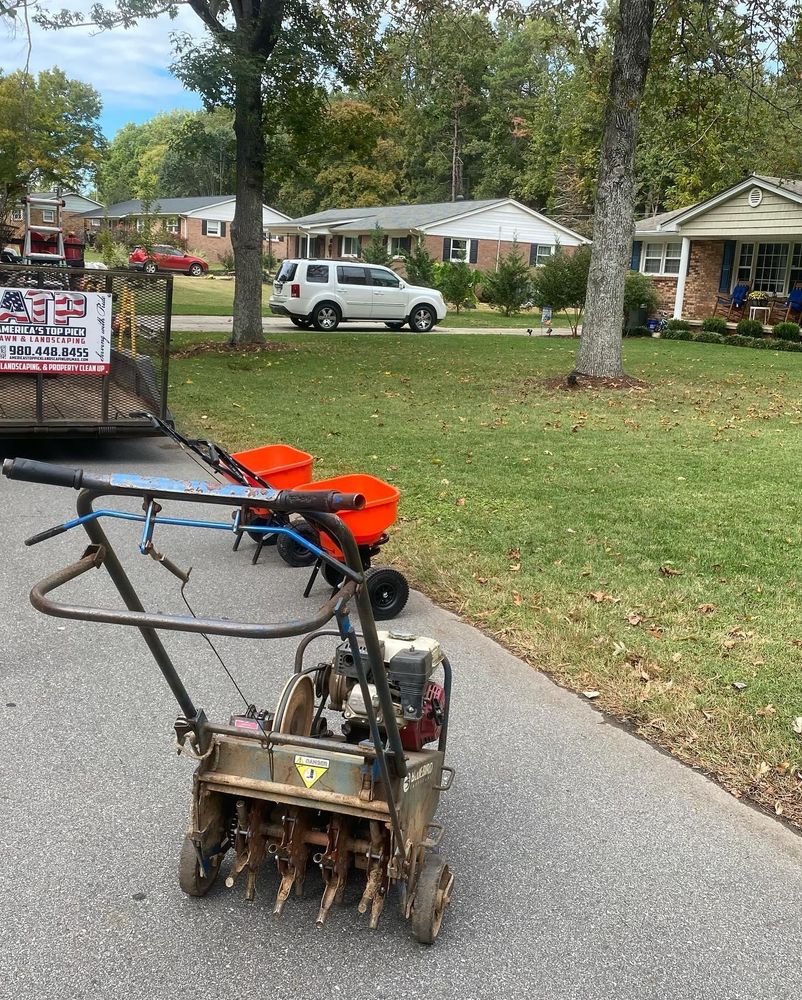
32;191;103;208
636;175;802;235
291;199;508;232
81;196;237;219
635;205;693;235
286;197;590;244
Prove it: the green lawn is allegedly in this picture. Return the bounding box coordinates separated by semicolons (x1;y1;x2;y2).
169;333;802;825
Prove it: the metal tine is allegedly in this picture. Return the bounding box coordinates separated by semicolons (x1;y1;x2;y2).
316;878;341;928
273;871;296;917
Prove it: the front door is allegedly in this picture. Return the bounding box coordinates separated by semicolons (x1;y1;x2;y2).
368;267;406;319
335;265;372;318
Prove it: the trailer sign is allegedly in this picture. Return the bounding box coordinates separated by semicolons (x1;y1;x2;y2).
0;286;112;374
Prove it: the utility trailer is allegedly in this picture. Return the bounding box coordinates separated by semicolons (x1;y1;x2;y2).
0;262;172;437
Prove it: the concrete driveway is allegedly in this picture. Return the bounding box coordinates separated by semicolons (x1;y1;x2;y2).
1;437;800;1000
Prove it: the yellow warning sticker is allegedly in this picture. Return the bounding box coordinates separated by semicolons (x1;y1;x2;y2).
294;754;330;789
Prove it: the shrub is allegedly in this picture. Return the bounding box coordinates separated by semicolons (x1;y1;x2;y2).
665;318;691;332
530;245;591;336
434;261;481;312
98;239;130;269
692;331;725;344
218;250;235;271
623;271;659;317
403;239;436;287
772;338;802;352
663;326;692;341
736;318;764;338
772;321;801;341
361;225;392;266
482;240;534;316
701;316;728;334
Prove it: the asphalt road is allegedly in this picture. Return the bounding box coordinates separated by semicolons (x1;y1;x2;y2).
1;437;801;1000
171;314;561;336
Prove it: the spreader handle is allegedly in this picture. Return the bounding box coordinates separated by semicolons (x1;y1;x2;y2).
275;489;365;513
2;458;84;489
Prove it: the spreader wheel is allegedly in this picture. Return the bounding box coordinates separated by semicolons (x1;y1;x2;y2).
179;834;222;897
322;562;346;589
365;566;409;620
276;520;319;567
411;854;454;945
245;515;278;545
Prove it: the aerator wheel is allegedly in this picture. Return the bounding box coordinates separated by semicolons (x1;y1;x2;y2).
322;562;345;589
273;674;315;735
365;566;409;620
178;834;222;897
411;854;454;945
276;520;319;567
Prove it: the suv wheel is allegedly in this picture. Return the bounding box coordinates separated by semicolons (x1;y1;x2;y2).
188;262;203;277
410;305;436;332
143;261;157;274
312;303;341;331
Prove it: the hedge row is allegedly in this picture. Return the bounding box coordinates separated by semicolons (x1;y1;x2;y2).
662;326;802;352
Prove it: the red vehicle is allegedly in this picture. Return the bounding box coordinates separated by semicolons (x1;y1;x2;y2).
129;244;207;276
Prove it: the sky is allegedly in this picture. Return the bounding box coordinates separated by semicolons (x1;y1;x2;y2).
4;2;204;138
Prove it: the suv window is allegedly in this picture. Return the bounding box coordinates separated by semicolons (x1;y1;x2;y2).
337;265;369;286
306;263;329;283
369;267;400;288
277;261;298;282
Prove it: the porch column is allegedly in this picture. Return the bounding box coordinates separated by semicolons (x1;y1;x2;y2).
672;236;692;319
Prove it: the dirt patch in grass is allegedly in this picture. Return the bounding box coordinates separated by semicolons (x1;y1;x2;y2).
172;340;295;359
538;372;650;391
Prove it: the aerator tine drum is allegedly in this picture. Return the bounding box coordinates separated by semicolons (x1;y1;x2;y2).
3;456;455;943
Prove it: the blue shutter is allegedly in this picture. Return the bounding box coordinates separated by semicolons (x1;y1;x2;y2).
719;240;736;292
469;240;478;264
630;240;642;271
443;238;451;261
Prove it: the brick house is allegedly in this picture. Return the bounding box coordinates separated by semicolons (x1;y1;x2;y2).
80;196;291;264
7;192;103;241
273;198;589;270
633;175;802;321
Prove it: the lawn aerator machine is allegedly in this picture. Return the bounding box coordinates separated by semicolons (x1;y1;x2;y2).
3;457;455;942
141;414;410;620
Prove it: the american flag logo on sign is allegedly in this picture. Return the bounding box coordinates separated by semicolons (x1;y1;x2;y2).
0;288;29;323
54;293;87;325
24;290;53;324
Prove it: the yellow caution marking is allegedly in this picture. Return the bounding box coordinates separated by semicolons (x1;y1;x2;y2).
294;754;329;789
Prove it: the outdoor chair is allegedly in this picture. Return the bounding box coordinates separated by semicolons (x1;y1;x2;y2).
712;282;750;320
769;283;802;324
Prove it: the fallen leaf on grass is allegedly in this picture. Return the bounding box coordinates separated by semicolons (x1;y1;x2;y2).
792;717;802;735
582;690;601;700
587;591;619;604
512;592;523;607
696;603;716;615
732;681;748;691
659;565;682;577
775;802;784;816
671;652;682;663
756;704;776;717
506;547;521;560
626;612;644;626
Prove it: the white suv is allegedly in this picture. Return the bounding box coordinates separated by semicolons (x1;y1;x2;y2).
269;259;447;332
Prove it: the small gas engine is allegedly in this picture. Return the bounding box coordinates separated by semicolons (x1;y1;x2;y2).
328;630;446;751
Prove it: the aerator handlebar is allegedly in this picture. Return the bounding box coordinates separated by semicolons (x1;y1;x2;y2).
1;458;365;514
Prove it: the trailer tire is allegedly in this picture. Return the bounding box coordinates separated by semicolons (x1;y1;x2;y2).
179;834;222;897
276;520;319;567
411;854;453;945
365;566;409;620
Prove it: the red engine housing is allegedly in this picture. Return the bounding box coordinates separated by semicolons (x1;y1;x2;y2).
399;681;445;752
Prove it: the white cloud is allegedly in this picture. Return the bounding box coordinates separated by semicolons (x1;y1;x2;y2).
3;3;206;129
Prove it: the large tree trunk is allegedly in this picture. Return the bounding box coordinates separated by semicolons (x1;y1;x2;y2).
230;63;266;346
575;0;656;377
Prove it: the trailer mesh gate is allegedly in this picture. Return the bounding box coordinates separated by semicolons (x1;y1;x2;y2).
0;264;172;435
